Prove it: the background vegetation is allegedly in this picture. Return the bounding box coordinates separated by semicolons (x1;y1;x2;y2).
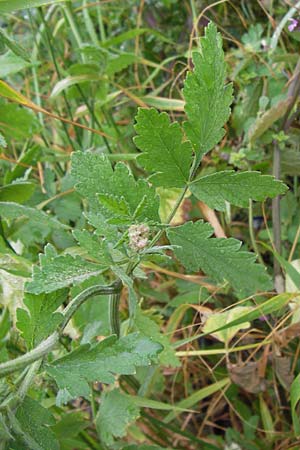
0;1;300;449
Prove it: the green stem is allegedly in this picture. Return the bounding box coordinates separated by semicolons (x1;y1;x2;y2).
17;360;42;401
0;283;119;378
0;333;58;379
109;291;121;337
76;84;113;154
61;282;119;330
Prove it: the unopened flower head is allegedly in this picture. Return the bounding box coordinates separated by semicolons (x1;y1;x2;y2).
128;224;150;251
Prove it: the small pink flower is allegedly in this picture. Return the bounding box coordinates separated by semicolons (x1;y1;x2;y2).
288;18;299;32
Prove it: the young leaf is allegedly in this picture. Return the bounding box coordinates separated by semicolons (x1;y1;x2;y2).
167;221;272;295
46;333;163;404
96;389;140;446
10;396;59;450
134;108;193;187
183;22;233;162
26;244;106;294
190;171;288;211
73;229;112;264
17;289;68;349
71;151;159;222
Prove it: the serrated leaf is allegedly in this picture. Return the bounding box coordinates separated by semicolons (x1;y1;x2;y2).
96;389;140;446
11;397;59;450
71;151;159;222
183;22;233;162
134;108;193;187
167;221;272;295
86;212;120;242
26;244;106;294
97;193;130;218
190;170;288;211
133;307;179;367
73;229;112;264
46;333;163;404
17;289;67;349
0;202;66;231
202;306;253;344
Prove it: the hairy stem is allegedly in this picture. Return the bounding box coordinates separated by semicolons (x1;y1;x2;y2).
0;283;119;378
109;291;121;337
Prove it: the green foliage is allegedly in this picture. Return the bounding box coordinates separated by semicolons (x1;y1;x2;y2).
167;221;272;295
183;22;233;163
190;170;288;211
10;397;59;450
0;0;68;13
26;244;106;294
133;307;179;367
0;4;297;449
134;108;193;187
17;289;67;349
71;151;160;224
96;388;140;446
46;333;163;404
0;182;35;204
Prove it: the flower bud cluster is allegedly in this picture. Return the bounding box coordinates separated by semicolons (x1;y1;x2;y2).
128;224;149;251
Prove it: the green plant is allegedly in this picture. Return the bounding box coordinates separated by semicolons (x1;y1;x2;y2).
1;1;300;449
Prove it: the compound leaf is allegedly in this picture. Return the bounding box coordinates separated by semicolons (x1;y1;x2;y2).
167;221;271;295
16;289;68;349
190;170;288;210
134;108;193;188
46;333;163;404
26;244;106;294
96;389;140;446
71;151;159;223
183;22;233;162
